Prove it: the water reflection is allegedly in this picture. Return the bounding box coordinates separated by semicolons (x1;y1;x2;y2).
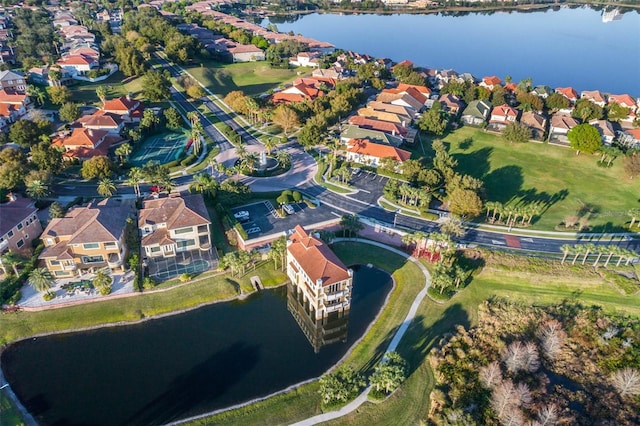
287;282;349;353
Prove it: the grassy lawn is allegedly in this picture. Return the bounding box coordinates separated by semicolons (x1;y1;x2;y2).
429;127;638;231
0;392;23;426
184;60;310;97
0;263;287;346
68;71;143;106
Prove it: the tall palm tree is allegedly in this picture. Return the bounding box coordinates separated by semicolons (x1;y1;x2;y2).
1;250;24;275
26;179;50;201
582;243;597;265
96;85;109;105
127;167;143;197
628;209;639;229
275;150;291;168
27;85;46;106
593;246;605;267
114;143;132;163
571;244;585;265
340;214;363;239
413;231;428;255
401;232;415;250
263;138;277;156
604;245;618;267
93;268;113;295
97;178;117;198
28;268;54;297
189;173;218;198
560;244;573;265
485;201;495;221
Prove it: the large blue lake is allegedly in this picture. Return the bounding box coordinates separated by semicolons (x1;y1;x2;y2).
264;7;640;95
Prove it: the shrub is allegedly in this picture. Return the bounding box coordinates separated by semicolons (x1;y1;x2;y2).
42;292;55;301
165;159;180;168
179;273;192;282
180;154;197;166
142;277;156;290
234;222;249;240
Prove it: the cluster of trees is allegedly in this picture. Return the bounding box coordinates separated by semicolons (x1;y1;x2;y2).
264;39;307;67
485;201;541;228
200;16;270;51
12;8;57;68
560;243;637;267
429;299;640;425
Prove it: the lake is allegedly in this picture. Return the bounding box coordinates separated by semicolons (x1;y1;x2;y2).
1;265;392;425
264;7;640;96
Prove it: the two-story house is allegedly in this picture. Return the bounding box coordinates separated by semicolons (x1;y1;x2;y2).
102;95;144;122
0;70;26;92
286;225;353;321
139;193;212;259
0;194;42;267
39;199;133;278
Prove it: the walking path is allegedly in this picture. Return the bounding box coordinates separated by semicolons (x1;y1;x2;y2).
290;238;432;426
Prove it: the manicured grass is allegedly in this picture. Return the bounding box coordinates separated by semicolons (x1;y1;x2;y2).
433;127;638;231
68;71;143;106
0;263;287;345
0;391;23;426
183;60;311;96
190;242;426;425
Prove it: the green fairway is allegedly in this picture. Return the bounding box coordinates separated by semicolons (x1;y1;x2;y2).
184;60;311;96
68;71;143;106
432;127;638;231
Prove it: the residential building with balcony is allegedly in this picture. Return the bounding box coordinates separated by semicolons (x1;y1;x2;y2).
39;199;133;278
286;225;353;321
0;194;42;262
139;193;212;259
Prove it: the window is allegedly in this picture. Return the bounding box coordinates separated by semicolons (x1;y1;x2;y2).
82;255;104;264
83;243;100;250
197;225;208;233
150;247;161;253
16;239;24;248
7;230;13;238
46;238;54;246
176;239;196;248
54;270;71;277
174;227;193;235
104;242;117;249
24;234;28;240
49;260;60;266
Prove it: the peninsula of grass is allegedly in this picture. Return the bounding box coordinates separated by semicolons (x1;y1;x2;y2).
183;60;311;96
0;263;287;345
430;127;637;231
68;71;143;106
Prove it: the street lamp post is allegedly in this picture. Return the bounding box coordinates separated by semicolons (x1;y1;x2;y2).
394;209;400;227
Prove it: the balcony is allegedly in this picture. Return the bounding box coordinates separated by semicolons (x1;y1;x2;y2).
324;291;345;302
108;253;123;268
0;240;8;251
62;263;77;271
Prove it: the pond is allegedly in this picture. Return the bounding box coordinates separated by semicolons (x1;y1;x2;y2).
263;6;640;95
1;265;392;425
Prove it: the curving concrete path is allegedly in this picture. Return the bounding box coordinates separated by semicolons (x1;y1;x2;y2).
290;238;432;426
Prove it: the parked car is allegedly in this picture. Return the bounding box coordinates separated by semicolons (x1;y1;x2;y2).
234;211;249;220
282;204;295;215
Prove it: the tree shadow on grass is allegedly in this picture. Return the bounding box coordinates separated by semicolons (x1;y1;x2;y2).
483;165;524;204
452;146;492;181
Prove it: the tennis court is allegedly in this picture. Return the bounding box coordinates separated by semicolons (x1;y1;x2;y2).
130;131;189;166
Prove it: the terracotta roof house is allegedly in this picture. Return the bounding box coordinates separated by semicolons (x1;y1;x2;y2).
384;84;431;105
367;101;416;120
52;127;121;160
589;119;616;145
580;90;607;107
39;199;134;278
0;89;30;128
392;59;414;69
520;111;548;140
66;46;100;59
340;124;403;147
345;138;411;170
461;100;491;126
348;116;409;138
76;111;124;134
227;43;265;62
480;76;502;91
621;128;640;148
503;83;518;93
139;193;212;260
102;95;144;122
490;104;519;128
0;195;42;261
549;113;580;143
312;68;342;80
438;94;465;116
286;225;353;321
377;92;424;112
608;94;637;112
289;51;322;68
56;54;99;75
293;76;336;89
555;87;578;103
357;107;410;125
272;82;324;105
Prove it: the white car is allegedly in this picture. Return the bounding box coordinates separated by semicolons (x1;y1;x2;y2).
234;211;249;220
282;204;295;215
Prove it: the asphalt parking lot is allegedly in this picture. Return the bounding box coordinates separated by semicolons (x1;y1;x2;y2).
347;170;388;205
231;200;338;240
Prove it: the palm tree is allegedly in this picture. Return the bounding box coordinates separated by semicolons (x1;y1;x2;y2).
97;178;117;198
127;167;143;197
114;143;132;163
629;209;639;229
275;150;291;168
340;214;363;238
526;203;541;226
453;265;467;288
1;250;24;275
485;201;496;221
571;244;584;265
189;173;218;198
560;244;573;265
235;143;247;159
263;138;277;156
93;268;113;295
27;85;46;106
26;179;50;201
581;243;597;265
401;232;415;250
28;268;54;297
187;111;200;127
593;246;605;267
604;245;619;267
624;249;637;266
96;85;109;104
413;231;428;256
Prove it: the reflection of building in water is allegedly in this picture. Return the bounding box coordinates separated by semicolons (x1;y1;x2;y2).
287;283;349;353
286;225;353;321
602;8;622;23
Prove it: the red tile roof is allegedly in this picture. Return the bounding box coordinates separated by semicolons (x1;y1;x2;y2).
0;89;27;104
287;225;350;287
57;54;97;66
608;93;636;108
555;87;578;101
103;96;139;113
483;76;502;86
504;83;518;93
491;104;518;118
346;139;411;162
348;116;408;137
76;111;123;128
60;127;108;148
581;90;606;104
